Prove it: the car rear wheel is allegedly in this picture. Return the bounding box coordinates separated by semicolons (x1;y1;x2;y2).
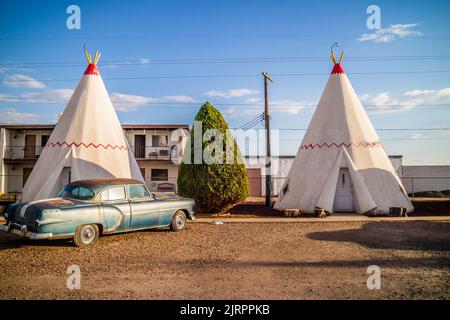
170;210;187;232
73;224;99;247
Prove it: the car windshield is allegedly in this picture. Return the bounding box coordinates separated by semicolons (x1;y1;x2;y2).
57;185;95;200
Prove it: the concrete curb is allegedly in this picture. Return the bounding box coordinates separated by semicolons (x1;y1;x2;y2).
191;216;450;223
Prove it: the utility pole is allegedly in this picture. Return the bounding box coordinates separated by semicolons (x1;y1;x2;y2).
262;72;273;207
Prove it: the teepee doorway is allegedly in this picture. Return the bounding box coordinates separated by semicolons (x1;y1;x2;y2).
334;168;353;212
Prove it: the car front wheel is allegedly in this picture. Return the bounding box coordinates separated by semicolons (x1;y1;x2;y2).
73;224;99;247
170;210;187;232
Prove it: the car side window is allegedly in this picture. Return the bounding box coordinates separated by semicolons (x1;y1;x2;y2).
129;184;151;200
100;186;126;201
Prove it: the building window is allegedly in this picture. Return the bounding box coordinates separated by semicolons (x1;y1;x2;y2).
41;135;50;146
151;169;168;181
152;135;168;146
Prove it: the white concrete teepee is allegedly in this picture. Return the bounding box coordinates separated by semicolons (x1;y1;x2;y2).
275;50;413;215
21;48;143;202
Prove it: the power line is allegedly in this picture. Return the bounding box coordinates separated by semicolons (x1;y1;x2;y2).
237;113;264;130
2;55;450;68
1;99;450;111
4;70;450;84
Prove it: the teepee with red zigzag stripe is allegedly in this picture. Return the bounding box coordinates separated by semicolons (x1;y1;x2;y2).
274;50;413;215
21;48;143;202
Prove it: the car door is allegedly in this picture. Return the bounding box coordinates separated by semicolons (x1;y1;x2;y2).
99;185;132;233
129;184;161;229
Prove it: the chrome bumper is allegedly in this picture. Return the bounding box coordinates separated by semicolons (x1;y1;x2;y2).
0;222;53;240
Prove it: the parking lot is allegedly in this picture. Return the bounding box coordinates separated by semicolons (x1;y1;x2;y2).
0;220;449;299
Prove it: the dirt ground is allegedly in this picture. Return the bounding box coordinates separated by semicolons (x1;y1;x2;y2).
0;220;449;300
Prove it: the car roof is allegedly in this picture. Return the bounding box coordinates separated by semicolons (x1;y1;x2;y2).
68;178;144;192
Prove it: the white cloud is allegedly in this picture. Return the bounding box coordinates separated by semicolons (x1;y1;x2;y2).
3;74;46;89
204;88;259;99
110;92;158;111
0;93;18;102
407;133;425;140
358;23;422;43
103;58;150;69
225;100;309;117
0;108;41;124
272;100;303;114
0;89;73;104
0;89;197;112
103;64;120;70
0;67;33;74
20;89;74;103
245;97;261;103
360;87;450;113
139;58;151;64
164;95;195;103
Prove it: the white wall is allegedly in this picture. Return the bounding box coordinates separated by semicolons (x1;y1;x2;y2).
137;161;179;192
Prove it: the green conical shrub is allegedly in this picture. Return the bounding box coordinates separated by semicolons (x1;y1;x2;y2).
178;102;249;212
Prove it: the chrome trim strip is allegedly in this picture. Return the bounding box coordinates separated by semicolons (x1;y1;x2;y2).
8;227;53;240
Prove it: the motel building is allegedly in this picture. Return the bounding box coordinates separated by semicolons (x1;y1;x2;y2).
0;124;189;198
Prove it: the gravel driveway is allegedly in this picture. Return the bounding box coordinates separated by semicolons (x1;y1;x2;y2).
0;220;449;299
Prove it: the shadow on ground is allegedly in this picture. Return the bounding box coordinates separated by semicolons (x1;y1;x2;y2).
174;256;450;269
307;221;450;252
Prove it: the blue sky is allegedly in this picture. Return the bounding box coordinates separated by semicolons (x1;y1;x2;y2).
0;0;449;164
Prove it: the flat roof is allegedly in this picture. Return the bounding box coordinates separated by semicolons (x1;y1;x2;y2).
0;124;190;130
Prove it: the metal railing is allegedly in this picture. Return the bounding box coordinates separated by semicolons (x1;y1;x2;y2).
3;146;45;160
130;146;178;160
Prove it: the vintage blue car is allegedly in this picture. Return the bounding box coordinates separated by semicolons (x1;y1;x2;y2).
0;178;195;247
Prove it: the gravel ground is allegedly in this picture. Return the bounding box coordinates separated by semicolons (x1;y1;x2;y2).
0;220;449;300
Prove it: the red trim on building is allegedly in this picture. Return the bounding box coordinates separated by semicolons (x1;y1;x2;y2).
300;142;382;150
46;141;127;150
84;64;99;76
331;63;344;75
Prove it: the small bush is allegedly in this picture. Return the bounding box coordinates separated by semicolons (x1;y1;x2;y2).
409;191;445;198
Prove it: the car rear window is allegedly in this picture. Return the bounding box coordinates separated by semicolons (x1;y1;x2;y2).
58;185;95;200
